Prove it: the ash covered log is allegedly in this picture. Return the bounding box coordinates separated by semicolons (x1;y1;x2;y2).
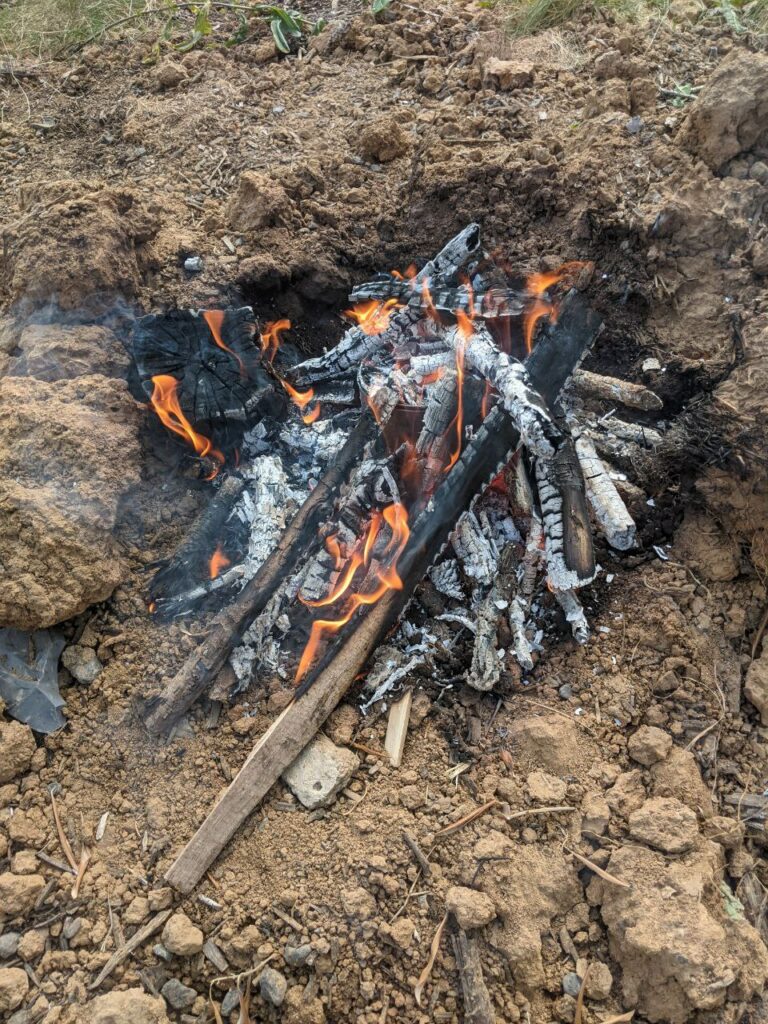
142;410;380;735
572;369;663;412
162;291;601;889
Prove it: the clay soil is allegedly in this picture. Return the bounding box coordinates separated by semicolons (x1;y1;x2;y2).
2;3;768;1024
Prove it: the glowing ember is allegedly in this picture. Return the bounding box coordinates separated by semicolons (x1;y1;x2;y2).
295;503;410;683
149;374;224;478
209;544;231;580
261;319;290;364
344;298;401;336
202;309;245;374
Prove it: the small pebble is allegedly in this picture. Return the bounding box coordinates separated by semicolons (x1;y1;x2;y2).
184;256;204;273
221;988;240;1015
563;971;582;997
161;978;197;1010
558;684;573;700
626;116;643;134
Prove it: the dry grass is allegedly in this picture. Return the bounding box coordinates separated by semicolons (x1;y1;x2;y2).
0;0;151;58
505;0;670;36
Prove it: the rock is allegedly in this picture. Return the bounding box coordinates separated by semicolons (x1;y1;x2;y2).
358;116;409;163
0;932;20;959
7;324;130;383
0;374;141;630
221;988;240;1015
506;715;595;775
0;967;28;1013
380;916;415;950
605;770;646;818
482;58;534;91
341;886;377;921
11;851;38;875
445;886;496;930
526;770;567;803
160;978;197;1010
680;51;768;172
282;734;359;809
601;844;768;1022
226;171;290;233
87;988;170;1024
161;913;204;957
284;943;313;967
580;792;610;836
260;966;288;1007
585;961;612;1000
562;971;581;997
183;256;203;273
627;725;673;766
0;722;36;784
744;649;768;725
0;873;45;920
61;645;102;685
628;797;699;854
148;888;173;911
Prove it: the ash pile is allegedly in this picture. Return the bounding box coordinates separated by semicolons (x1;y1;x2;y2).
137;224;666;736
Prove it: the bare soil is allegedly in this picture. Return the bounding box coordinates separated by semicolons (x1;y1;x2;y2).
2;4;768;1024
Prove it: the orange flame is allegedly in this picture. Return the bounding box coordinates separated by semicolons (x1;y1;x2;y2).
150;374;224;478
261;319;290;364
202;310;245;374
209;544;231;580
344;298;401;336
522;266;588;352
421;280;440;323
302;404;321;425
295;504;410;683
481;380;494;420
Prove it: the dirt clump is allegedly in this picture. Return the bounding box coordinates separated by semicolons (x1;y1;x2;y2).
226;170;293;233
358;115;410;163
601;844;768;1023
161;912;204;956
445;885;496;929
0;720;36;783
628;796;699;854
679;50;768;171
7;323;131;382
627;724;673;765
0;966;29;1013
505;714;595;776
0;872;45;920
0;374;141;629
71;988;170;1024
744;649;768;725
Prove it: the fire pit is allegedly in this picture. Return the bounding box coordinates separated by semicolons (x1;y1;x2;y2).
133;225;667;891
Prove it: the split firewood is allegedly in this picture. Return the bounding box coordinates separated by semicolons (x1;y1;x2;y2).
574;433;637;550
451;928;494;1024
572;369;663;412
384;689;413;767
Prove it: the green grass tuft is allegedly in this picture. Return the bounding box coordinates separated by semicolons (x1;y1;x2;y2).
0;0;151;58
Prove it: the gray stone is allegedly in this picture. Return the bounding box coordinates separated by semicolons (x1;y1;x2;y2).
626;116;643;134
61;644;102;684
161;978;197;1010
259;967;287;1007
0;933;20;959
221;988;240;1015
62;917;82;940
153;943;173;962
284;943;313;967
563;971;582;997
558;684;573;700
282;734;359;809
749;160;768;185
184;256;204;273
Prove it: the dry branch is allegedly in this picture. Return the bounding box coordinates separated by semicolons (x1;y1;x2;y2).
452;928;494;1024
89;909;172;990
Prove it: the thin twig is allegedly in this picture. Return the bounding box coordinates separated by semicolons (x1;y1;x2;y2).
434;800;498;839
564;844;630;889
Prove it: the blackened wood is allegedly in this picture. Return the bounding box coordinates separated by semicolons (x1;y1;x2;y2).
143;411;378;735
150;475;246;612
451;929;494;1024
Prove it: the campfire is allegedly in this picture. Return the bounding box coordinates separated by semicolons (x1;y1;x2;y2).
136;225;664;891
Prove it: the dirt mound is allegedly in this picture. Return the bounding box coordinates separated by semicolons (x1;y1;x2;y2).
0;374;141;628
680;51;768;172
7;323;131;382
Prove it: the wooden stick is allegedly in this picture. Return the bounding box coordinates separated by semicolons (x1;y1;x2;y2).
572;369;663;412
88;909;172;990
451;928;494;1024
143;411;377;735
384;689;412;768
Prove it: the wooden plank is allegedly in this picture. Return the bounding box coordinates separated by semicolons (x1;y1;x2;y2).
384;689;412;768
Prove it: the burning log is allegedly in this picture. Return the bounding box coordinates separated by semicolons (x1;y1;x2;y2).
161;290;601;890
143;411;380;735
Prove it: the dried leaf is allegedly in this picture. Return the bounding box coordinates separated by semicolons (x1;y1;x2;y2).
414;912;448;1008
72;846;91;900
599;1013;635;1023
95;811;109;842
434;800;498;839
565;846;631;889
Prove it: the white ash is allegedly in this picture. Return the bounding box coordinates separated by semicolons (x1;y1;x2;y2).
553;588;590;645
429;559;465;601
574;434;636;550
451;510;498;588
509;595;534;671
520;517;544;598
230;570;306;687
237;456;305;579
534;458;593;592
